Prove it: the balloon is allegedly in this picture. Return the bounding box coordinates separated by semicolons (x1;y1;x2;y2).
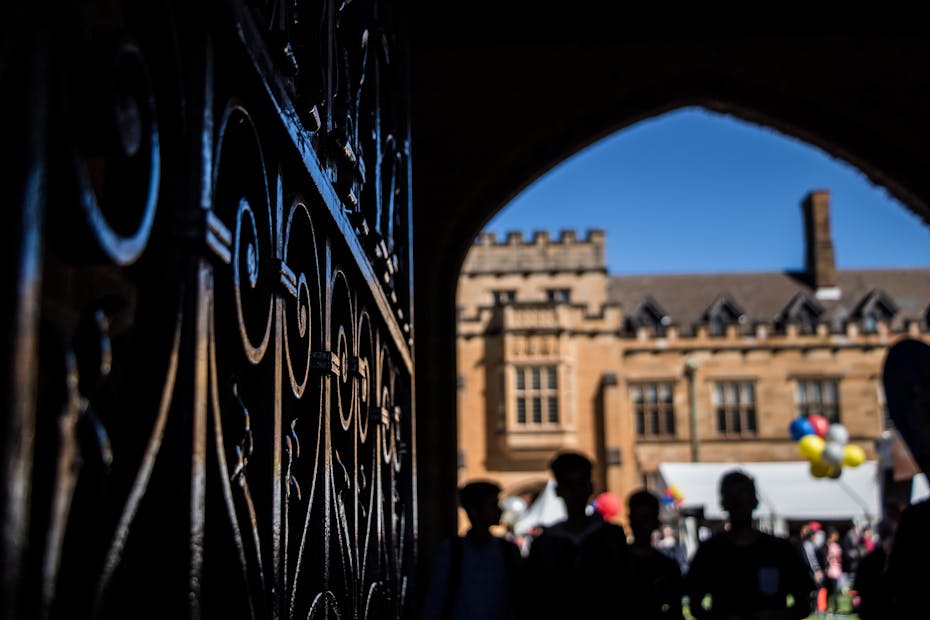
842;444;867;468
808;414;829;438
789;416;816;440
594;492;622;519
810;460;834;478
825;423;849;445
820;441;845;466
798;434;826;461
829;466;843;479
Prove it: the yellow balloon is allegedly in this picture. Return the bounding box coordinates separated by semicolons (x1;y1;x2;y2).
798;435;826;461
842;444;866;468
810;460;833;478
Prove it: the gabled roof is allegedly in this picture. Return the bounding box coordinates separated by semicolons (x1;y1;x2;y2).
776;292;825;326
608;268;930;335
851;288;899;320
628;295;670;328
702;294;745;324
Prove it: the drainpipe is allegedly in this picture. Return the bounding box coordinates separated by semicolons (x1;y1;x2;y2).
685;358;700;462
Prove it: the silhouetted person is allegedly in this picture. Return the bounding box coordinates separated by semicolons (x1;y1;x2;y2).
852;518;895;620
628;489;685;620
797;523;823;587
524;451;632;618
885;497;930;617
685;470;814;620
421;480;524;620
794;523;822;613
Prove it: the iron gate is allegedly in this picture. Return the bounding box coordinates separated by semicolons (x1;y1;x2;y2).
1;1;416;618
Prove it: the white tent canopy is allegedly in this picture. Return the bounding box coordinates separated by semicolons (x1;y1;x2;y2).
658;461;880;522
912;472;929;503
512;478;566;535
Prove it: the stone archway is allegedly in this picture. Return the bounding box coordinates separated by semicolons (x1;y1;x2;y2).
408;5;930;579
4;3;930;617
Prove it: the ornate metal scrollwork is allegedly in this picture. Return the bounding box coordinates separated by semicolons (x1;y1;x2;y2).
252;0;412;321
65;35;161;266
6;1;415;619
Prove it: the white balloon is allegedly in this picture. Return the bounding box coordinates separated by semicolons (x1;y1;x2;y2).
821;441;845;466
825;423;849;445
501;496;527;515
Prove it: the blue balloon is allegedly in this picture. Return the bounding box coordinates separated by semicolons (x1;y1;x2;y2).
789;416;815;440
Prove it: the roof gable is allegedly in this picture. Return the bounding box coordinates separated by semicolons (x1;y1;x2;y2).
607;268;930;334
702;294;745;323
852;288;899;321
628;296;670;332
776;292;824;333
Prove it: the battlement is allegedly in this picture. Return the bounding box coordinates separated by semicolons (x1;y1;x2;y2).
464;229;606;275
475;229;605;247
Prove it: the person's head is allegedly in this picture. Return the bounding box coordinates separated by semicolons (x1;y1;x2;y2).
459;480;502;530
813;529;826;547
805;521;823;544
627;489;661;541
550;451;594;517
876;518;896;552
827;527;840;544
719;469;758;527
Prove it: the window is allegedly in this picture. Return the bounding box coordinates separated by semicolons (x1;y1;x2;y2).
546;288;571;303
703;295;745;336
514;366;559;427
796;378;840;423
492;290;516;305
853;289;897;334
713;381;757;437
627;296;670;337
776;293;824;335
631;382;676;438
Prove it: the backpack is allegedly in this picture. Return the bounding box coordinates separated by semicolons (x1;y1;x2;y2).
441;536;522;620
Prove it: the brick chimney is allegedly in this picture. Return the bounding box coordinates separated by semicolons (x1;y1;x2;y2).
801;190;840;300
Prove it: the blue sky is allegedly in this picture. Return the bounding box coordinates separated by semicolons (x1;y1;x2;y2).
486;107;930;275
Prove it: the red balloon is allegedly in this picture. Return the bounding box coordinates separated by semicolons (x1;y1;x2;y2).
594;492;622;519
807;414;829;438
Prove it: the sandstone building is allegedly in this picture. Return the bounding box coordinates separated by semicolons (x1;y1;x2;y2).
455;190;930;516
